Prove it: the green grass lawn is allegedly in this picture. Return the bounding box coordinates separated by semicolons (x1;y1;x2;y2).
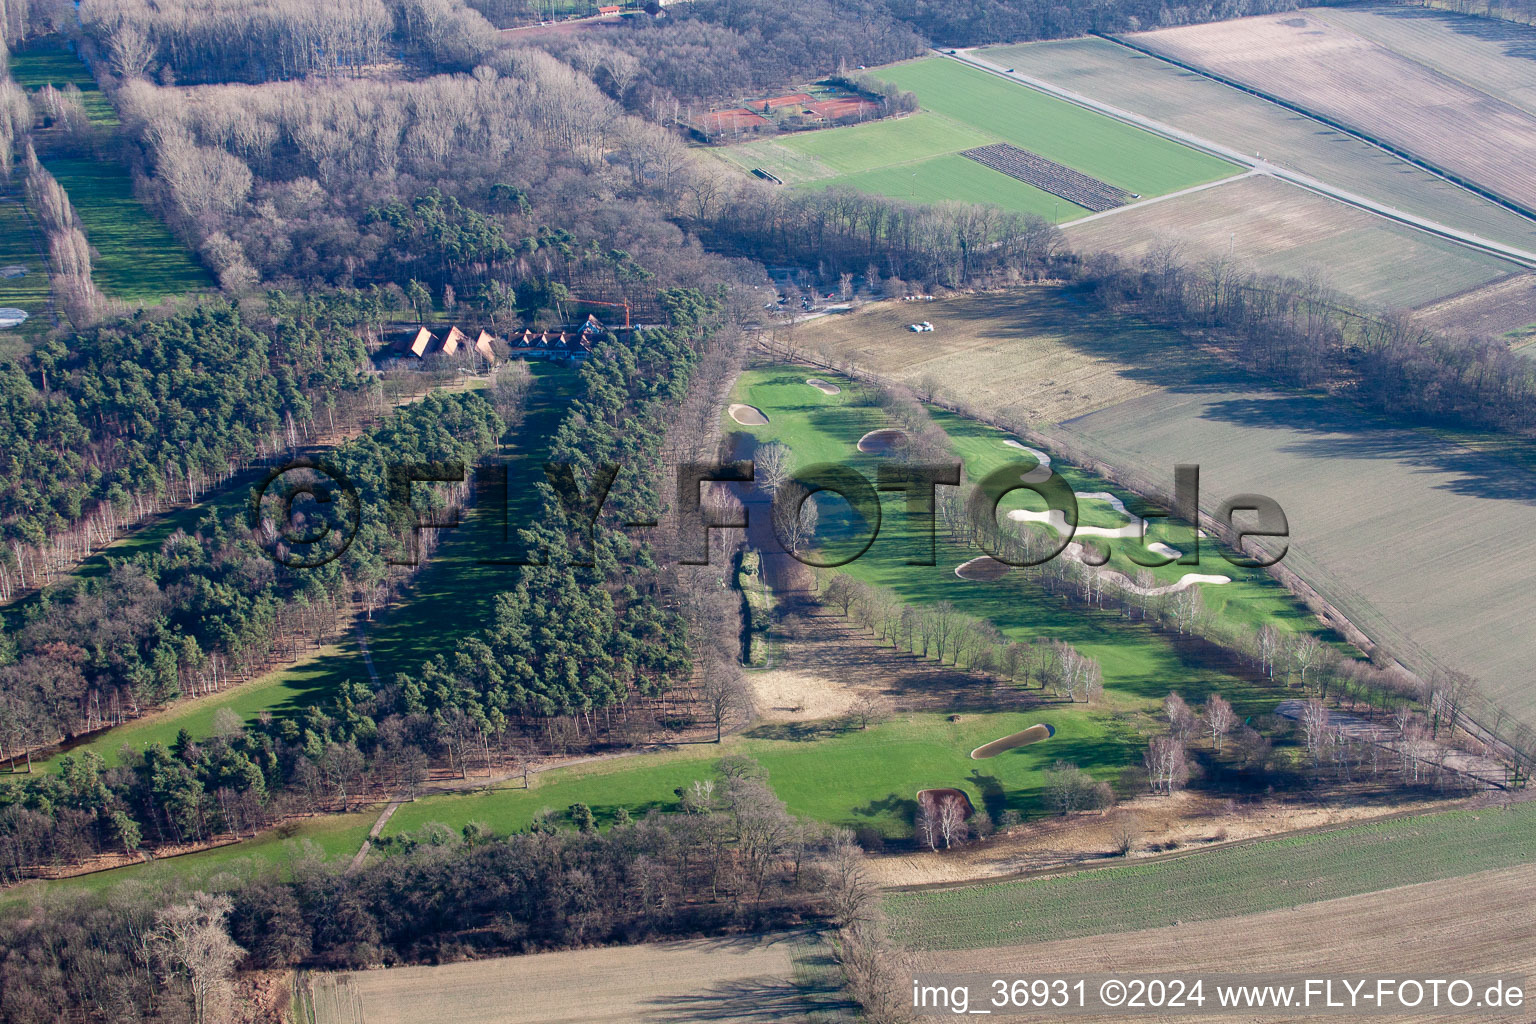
39;363;579;767
0;193;52;350
383;711;1136;841
40;157;211;303
727;367;1326;722
717;57;1237;218
886;799;1536;950
7;36;117;126
0;809;375;908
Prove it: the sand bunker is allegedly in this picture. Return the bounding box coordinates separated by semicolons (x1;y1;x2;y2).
1006;489;1147;539
954;556;1010;581
1147;542;1182;560
806;378;841;395
916;787;975;819
1062;541;1230;595
0;308;28;329
857;428;907;454
1003;440;1053;482
971;723;1054;759
729;403;769;426
0;266;26;279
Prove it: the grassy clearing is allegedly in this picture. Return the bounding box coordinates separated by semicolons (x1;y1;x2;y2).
0;193;52;349
0;809;375;907
6;36;117;125
980;36;1536;254
41;157;211;302
44;363;579;767
886;799;1536;950
384;711;1135;841
814;153;1086;220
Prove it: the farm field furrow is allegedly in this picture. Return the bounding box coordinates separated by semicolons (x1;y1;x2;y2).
1315;4;1536;116
1127;12;1536;215
812;152;1089;220
978;36;1536;254
1065;174;1517;309
887;799;1536;951
917;859;1536;1023
306;933;845;1024
1060;384;1536;726
1413;273;1536;335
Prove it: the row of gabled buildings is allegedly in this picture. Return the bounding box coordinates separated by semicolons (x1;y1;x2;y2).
393;315;616;365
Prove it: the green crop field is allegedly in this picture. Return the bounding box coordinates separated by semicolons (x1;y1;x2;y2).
41;157;212;303
886;799;1536;950
44;363;580;767
717;57;1238;220
383;711;1135;841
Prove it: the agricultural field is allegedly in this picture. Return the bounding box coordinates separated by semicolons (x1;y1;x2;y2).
1058;380;1536;727
1412;273;1536;336
717;58;1238;221
799;286;1209;423
1127;11;1536;215
918;860;1536;1023
1064;174;1518;310
305;932;849;1024
888;799;1536;950
45;363;579;767
1314;4;1536;116
979;36;1536;255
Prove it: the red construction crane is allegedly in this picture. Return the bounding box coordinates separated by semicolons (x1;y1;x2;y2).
569;296;631;328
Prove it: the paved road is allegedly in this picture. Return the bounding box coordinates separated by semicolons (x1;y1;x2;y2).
946;49;1536;270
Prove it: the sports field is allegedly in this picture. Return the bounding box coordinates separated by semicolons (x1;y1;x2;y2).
718;58;1238;220
980;36;1536;255
0;193;52;349
1129;12;1536;215
888;799;1536;950
1065;174;1516;309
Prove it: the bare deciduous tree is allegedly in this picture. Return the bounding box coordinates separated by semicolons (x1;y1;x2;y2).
1204;694;1236;752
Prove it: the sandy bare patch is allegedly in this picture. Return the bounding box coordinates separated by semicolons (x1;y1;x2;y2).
857;427;907;454
805;377;841;395
971;723;1054;759
728;403;769;425
749;667;867;722
954;556;1011;581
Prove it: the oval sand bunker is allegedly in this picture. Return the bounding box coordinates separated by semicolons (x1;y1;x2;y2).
954;556;1010;582
971;723;1054;759
806;378;841;395
857;428;907;454
729;403;769;426
0;308;28;329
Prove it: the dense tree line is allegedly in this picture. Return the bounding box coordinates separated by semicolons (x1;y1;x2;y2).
0;296;383;596
0;387;502;770
0;758;865;1023
1083;250;1536;432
